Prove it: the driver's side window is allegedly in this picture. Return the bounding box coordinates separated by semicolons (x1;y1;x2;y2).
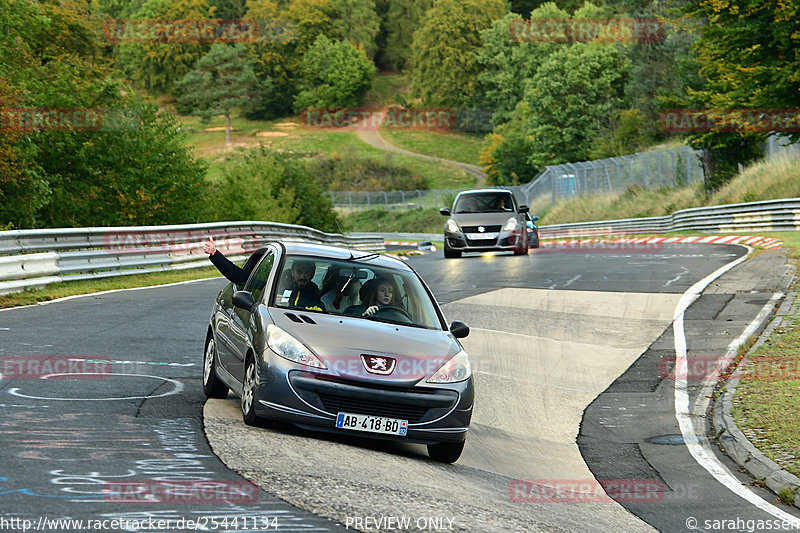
244;251;275;303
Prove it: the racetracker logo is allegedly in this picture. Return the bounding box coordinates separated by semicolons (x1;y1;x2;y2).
660;109;800;133
104;481;258;504
300;108;458;131
103;19;259;43
0;108;102;131
661;356;800;382
1;356;112;379
509;18;665;42
509;479;664;503
537;240;665;254
103;229;253;256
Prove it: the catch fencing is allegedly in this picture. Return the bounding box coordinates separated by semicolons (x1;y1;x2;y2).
0;221;384;295
521;146;705;206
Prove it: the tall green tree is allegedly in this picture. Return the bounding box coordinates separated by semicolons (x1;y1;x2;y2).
678;0;800;187
381;0;433;71
474;3;569;126
327;0;381;59
116;0;214;95
177;44;257;145
524;42;629;168
293;35;376;112
407;0;507;107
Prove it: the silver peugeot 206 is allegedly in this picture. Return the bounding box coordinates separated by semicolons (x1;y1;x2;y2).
203;241;474;463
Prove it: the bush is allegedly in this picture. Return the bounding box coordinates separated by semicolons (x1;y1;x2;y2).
210;148;340;233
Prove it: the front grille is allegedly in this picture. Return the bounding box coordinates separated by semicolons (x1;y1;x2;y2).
465;238;498;247
318;394;429;423
461;225;501;234
289;373;459;424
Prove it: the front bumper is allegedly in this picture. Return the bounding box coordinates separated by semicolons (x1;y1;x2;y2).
445;229;525;252
253;350;474;445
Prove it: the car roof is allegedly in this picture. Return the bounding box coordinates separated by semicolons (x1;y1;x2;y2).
278;240;413;272
456;188;515;197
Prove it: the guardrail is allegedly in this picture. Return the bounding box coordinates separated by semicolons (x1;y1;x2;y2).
0;222;385;296
538;198;800;238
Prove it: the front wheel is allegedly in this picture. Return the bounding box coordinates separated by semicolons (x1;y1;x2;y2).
241;354;262;426
513;234;528;255
444;244;461;258
427;440;465;463
203;336;229;399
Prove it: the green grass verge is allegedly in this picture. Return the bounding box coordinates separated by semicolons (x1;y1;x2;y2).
340;207;444;234
732;280;800;479
0;266;222;310
379;129;486;166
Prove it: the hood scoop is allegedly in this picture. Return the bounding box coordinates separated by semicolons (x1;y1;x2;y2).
285;312;316;324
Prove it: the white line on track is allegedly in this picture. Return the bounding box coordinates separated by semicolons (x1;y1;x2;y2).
0;276;222;313
672;247;800;524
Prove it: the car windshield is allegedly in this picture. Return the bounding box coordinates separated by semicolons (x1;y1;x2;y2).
271;255;442;330
454;193;514;213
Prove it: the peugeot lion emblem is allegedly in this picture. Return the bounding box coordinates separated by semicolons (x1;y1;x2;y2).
361;355;396;375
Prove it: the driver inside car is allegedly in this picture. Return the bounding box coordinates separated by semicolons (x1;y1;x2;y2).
344;277;401;318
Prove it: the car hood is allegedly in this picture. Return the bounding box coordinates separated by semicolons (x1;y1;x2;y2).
450;212;517;227
269;310;462;385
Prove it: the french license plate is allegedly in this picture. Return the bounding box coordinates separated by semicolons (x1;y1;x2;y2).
467;232;497;240
335;412;408;436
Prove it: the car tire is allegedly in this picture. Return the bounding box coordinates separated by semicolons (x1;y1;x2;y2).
443;244;461;259
427;440;465;463
241;353;262;426
513;234;528;255
202;336;229;399
531;231;540;249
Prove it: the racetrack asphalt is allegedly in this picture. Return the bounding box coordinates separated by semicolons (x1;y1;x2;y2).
1;243;796;532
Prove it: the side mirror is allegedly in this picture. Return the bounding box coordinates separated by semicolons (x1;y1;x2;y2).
232;290;257;312
518;205;529;213
532;216;539;221
449;320;470;339
439;207;451;216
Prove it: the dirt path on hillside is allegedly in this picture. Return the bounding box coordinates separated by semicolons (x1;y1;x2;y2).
356;129;486;187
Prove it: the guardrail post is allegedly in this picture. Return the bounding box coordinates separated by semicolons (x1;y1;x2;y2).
383;191;388;208
348;191;352;209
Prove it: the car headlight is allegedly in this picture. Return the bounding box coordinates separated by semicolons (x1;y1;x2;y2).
446;218;460;233
427;350;471;383
503;217;519;232
266;324;326;369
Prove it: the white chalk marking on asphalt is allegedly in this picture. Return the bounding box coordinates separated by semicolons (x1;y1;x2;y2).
673;248;800;524
7;373;183;401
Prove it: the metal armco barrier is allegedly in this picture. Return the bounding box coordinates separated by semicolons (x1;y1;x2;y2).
0;221;385;296
539;197;800;238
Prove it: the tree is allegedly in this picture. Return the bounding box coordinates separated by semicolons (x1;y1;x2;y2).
407;0;507;107
381;0;433;71
177;44;257;145
212;148;340;232
678;0;800;188
327;0;381;59
293;35;376;113
115;0;214;95
473;4;569;126
479;101;538;186
524;42;629;168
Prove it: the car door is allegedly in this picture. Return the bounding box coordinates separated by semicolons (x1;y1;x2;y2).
228;248;276;382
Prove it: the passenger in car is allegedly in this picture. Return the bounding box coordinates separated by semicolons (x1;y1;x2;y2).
275;259;326;312
203;236;265;286
203;237;324;312
320;266;361;311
